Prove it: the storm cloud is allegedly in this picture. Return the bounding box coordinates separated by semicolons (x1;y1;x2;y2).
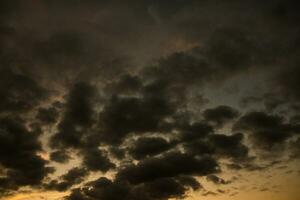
0;0;299;199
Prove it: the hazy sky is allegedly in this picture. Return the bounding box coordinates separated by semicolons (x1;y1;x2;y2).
0;1;299;200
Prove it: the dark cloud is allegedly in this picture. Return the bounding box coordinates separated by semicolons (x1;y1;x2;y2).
67;177;130;200
143;52;212;88
203;105;239;127
183;140;215;157
290;115;300;124
50;150;71;164
175;176;202;191
178;122;213;142
98;93;174;145
128;137;173;160
49;82;115;173
0;117;52;192
81;148;115;172
233;112;294;150
183;133;249;161
136;177;192;199
50;82;96;149
104;74;143;96
209;133;249;160
66;175;201;200
34;32;90;65
1;0;300;198
144;0;197;20
0;69;48;113
205;28;263;71
271;0;300;24
109;147;126;160
0;0;20;23
116;152;218;185
36;106;59;124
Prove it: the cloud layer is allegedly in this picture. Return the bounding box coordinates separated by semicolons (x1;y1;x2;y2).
0;0;299;199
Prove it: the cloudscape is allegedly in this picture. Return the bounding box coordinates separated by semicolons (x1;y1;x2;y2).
0;1;299;200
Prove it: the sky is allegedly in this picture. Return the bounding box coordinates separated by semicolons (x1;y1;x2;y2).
0;0;300;200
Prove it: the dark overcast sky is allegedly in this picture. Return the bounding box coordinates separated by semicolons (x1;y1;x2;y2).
0;1;300;200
